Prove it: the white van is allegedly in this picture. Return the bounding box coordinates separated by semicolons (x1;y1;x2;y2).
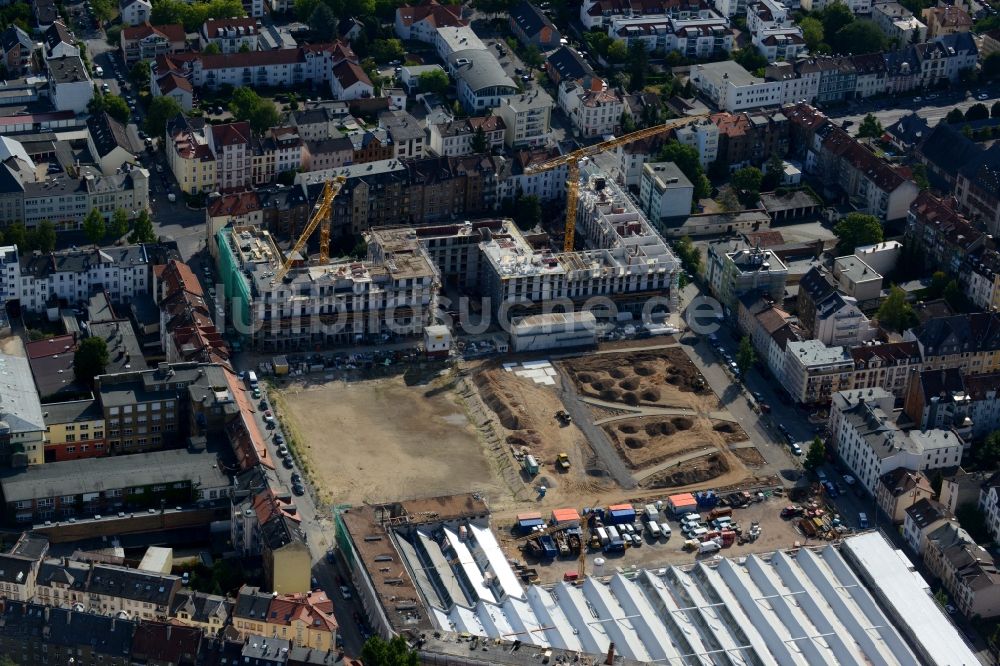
247;370;259;387
646;521;661;539
690;527;709;539
681;513;702;525
607;526;620;541
659;522;672;539
595;526;609;545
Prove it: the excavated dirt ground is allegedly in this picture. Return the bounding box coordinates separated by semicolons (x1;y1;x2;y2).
562;348;718;411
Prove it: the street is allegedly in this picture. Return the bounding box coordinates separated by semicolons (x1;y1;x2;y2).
826;81;1000;131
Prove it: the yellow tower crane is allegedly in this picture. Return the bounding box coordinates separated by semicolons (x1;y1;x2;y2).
523;114;709;253
273;175;348;283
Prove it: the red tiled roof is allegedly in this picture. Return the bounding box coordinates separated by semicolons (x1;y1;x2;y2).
227;370;274;470
821;126;906;192
207;191;261;218
396;0;466;28
849;341;920;364
160;258;202;298
156;71;192;94
195;45;335;70
211;121;251;148
122;22;185;43
26;334;77;359
333;60;372;88
467;115;505;133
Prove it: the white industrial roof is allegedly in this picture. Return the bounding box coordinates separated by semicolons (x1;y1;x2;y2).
841;531;981;666
411;522;971;665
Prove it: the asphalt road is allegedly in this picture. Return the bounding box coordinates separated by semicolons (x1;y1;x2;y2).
826;81;1000;131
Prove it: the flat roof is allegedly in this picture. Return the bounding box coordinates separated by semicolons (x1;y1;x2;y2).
841;531;982;665
0;445;228;501
0;353;45;434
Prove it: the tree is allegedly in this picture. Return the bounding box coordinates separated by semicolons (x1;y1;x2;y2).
804;436;825;471
718;188;741;211
130;60;150;87
31;220;56;253
830;20;886;56
606;40;628;64
109;208;130;240
674;235;701;274
83;209;106;246
471;0;513;16
91;0;114;22
929;270;949;297
129;210;157;244
978;430;1000;469
800;15;824;52
877;284;917;332
912;163;929;190
145;96;183;138
857;113;883;139
944;279;964;310
73;337;109;386
360;635;419;666
203;42;222;55
834;212;883;254
966;102;990;122
984;52;1000;79
761;152;784;191
248;100;280;134
229;86;262;120
295;0;320;21
731;167;763;206
523;45;543;68
371;38;405;64
418;69;449;94
946;107;966;124
993;102;1000;118
626;41;648;92
657;141;710;199
733;47;767;74
5;222;26;251
821;2;855;37
736;335;756;376
470;125;488;153
513;194;542;230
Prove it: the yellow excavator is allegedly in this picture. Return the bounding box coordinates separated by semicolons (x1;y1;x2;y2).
523;114;709;252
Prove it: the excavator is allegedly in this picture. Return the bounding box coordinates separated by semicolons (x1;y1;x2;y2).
523;114;709;252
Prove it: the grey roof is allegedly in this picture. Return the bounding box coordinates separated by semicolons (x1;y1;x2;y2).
171;590;230;623
87;111;133;159
379;110;425;142
43;20;74;52
21;245;148;279
47;54;89;83
88;319;146;374
234;585;273;620
0;554;37;584
511;0;558;39
22;172;88;198
243;634;291;663
1;26;32;53
905;497;948;529
0;445;228;502
448;49;516;94
87;561;181;605
47;605;137;655
915;312;1000;356
43;399;103;426
10;533;49;560
0;353;45;434
97;362;228;408
87;289;117;323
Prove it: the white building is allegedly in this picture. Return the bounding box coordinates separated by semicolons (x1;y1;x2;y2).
831;387;964;495
200;18;259;54
0;245;18;306
674;118;720;169
812;292;876;347
689;60;783;112
783;340;853;404
503;148;568;203
495;92;553;147
800;0;870;13
0;353;45;466
510;312;598;352
434;25;487;61
448;49;518;113
16;245;151;312
47;55;93;113
873;3;927;45
119;0;151;26
980;472;1000;544
638;162;694;222
558;81;623;139
427;116;506;157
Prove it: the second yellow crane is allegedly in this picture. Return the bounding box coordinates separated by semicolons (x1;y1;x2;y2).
523;114;709;253
273;174;348;283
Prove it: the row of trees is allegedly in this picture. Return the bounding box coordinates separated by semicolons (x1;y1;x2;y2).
151;0;245;31
945;102;1000;125
0;221;57;253
88;92;131;124
82;209;157;246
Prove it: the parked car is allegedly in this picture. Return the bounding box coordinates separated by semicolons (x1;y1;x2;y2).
340;585;352;600
278;445;289;457
292;483;305;496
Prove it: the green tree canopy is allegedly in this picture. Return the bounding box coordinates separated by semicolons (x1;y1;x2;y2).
821;2;855;37
203;42;222;55
152;0;246;31
109;209;130;239
674;235;702;274
83;209;106;246
513;194;542;231
731;167;763;206
128;210;157;244
733;47;767;74
805;436;825;471
984;52;1000;79
74;337;109;386
419;69;449;94
361;635;419;666
966;103;990;122
5;222;26;251
371;38;405;64
145;96;183;138
627;41;648;92
30;220;56;253
877;284;917;332
90;93;130;123
470;125;488;153
249;100;280;134
736;335;756;376
912;163;929;190
830;20;886;55
946;107;966;124
607;40;628;64
130;60;150;87
834;212;883;254
657;141;711;199
857;113;883;139
800;16;824;51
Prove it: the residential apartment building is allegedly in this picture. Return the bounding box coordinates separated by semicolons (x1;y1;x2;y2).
908;312;1000;375
980;472;1000;544
705;240;789;314
0;601;136;665
955;143;1000;236
120;0;151;25
690;60;783;112
1;26;35;77
849;341;923;400
47;54;93;113
783;340;854;404
904;191;984;275
0;352;44;467
509;0;561;49
0;534;48;602
495;92;553;147
923;521;1000;618
42;399;107;463
876;468;934;524
674;117;720;170
711;109;790;171
503;147;569;203
208;121;252;193
120;22;185;65
427;115;506;157
231;487;311;593
797;267;841;334
199;17;258;53
812;292;876;347
166;115;218;195
170;590;230;634
832;254;882;308
232;585;338;649
638;161;694;221
903;367;972;436
873;3;926;45
737;293;801;382
16;245;150;312
251;127;304;187
36;558;182;621
379;110;426;160
831;387;963;494
922;5;972;38
904;497;952;554
558;81;624;138
394;0;467;42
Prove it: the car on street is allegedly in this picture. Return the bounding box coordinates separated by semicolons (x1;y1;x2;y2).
340;585;352;600
790;443;802;455
822;480;838;497
278;445;289;457
258;399;267;409
274;433;284;445
282;456;294;468
978;93;989;100
292;483;305;496
291;472;301;483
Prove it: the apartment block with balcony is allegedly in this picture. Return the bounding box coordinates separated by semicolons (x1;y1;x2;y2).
784;340;854;404
495;92;552;147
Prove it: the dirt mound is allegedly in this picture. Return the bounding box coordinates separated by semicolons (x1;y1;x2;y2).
644;454;730;488
665;374;681;385
673;417;694;430
600;389;622;402
576;372;594;384
622;392;640;406
634;364;656;376
618;424;639;434
478;380;524;430
618;377;640;390
714;422;737;433
641;389;661;402
733;447;766;468
591;379;613;391
624;437;644;449
645;421;677;437
609;368;628;379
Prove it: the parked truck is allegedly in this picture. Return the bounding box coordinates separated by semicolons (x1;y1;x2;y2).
556;453;571;471
708;507;732;520
522;455;539;476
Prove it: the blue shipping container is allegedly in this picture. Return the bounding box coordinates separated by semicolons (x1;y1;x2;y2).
539;535;558;559
608;509;637;525
604;538;626;553
518;518;545;531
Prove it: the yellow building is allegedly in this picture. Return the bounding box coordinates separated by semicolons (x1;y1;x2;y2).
233;585;338;650
266;538;312;595
914;312;1000;375
170;590;230;633
42;399;107;463
167;115;218;195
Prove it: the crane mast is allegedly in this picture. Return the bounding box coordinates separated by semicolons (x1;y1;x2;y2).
524;115;709;253
272;175;348;283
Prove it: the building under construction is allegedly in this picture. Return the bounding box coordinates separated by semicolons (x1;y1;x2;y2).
216;225;440;350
